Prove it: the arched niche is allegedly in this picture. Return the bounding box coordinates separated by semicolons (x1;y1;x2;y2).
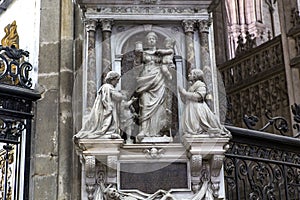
112;26;183;140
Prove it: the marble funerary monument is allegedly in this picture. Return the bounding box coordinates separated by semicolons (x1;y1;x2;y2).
74;0;231;199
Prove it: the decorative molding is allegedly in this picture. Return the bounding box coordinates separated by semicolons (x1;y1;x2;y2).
135;0;161;4
86;7;205;15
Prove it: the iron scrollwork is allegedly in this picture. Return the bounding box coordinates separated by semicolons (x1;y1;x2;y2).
0;118;25;143
291;103;300;138
0;45;32;88
225;141;300;199
243;110;288;135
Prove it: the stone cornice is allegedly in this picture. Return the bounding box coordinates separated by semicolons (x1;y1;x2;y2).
82;7;209;19
74;0;215;20
75;0;213;8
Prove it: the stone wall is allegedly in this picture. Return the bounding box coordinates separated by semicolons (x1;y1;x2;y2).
32;0;83;199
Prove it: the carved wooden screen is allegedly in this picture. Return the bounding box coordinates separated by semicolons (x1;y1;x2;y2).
219;36;291;135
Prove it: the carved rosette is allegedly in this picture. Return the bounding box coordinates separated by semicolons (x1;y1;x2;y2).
84;156;96;200
100;19;114;83
182;19;196;76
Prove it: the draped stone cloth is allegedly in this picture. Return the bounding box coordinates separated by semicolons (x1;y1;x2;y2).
136;50;167;137
182;80;229;136
74;83;120;139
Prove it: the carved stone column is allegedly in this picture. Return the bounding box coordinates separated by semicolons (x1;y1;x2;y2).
100;19;113;83
198;20;211;70
84;155;96;200
85;19;97;114
182;20;196;77
198;20;213;95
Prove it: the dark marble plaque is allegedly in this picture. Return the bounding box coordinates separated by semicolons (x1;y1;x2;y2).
119;162;188;194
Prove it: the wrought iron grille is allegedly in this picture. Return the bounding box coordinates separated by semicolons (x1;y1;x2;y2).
224;126;300;200
0;45;40;200
0;84;39;200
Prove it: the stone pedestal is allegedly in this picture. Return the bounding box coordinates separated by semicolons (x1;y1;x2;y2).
76;135;230;200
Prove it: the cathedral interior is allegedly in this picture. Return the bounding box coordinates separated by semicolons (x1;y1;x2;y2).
0;0;299;199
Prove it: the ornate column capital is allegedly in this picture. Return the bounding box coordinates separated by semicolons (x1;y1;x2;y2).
182;19;196;33
198;19;211;34
100;18;114;32
85;19;97;32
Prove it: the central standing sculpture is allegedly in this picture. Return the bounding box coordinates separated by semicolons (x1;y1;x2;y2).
134;32;174;142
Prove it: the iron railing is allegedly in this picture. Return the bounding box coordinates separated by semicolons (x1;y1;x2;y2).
224;126;300;200
0;45;40;200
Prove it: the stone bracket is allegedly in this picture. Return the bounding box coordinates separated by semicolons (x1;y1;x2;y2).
183;136;230;198
78;139;123;200
84;155;96;200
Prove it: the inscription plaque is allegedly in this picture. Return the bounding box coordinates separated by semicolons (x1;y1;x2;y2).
119;162;189;194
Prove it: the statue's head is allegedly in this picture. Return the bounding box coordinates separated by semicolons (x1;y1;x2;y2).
145;31;158;46
189;69;204;82
164;38;175;48
105;71;120;84
146;31;158;40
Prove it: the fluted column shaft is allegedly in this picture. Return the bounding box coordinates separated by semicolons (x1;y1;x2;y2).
85;19;97;114
182;20;196;77
100;19;113;83
198;19;214;109
198;20;211;70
